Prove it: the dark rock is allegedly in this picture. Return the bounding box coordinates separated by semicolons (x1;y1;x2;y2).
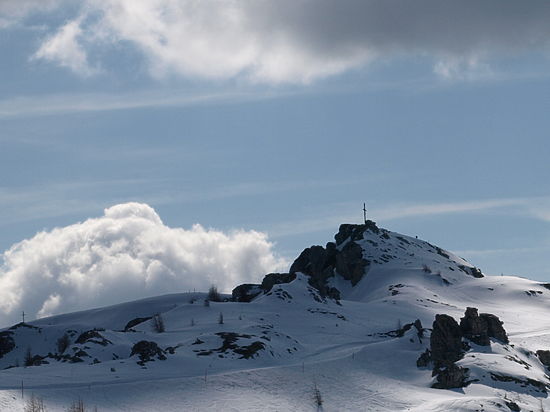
417;349;431;367
335;221;379;245
431;314;464;366
537;350;550;367
479;313;509;344
0;331;15;359
335;241;369;286
75;330;112;346
124;317;153;331
458;265;484;278
431;363;469;389
260;273;296;293
505;401;520;412
460;307;490;346
490;373;548;393
290;245;335;279
232;284;262;302
196;332;265;359
130;341;166;364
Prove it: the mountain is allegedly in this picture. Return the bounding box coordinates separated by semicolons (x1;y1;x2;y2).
1;221;550;411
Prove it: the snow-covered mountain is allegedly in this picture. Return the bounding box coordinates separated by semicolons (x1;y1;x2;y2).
1;221;550;411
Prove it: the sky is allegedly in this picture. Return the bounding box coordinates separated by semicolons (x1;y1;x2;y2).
1;0;550;326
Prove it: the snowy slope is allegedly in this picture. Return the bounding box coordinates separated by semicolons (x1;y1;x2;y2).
1;222;550;411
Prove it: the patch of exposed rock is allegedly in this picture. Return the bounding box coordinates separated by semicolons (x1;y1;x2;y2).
460;307;508;345
0;331;15;359
75;330;112;346
130;341;166;365
536;350;550;368
418;308;509;389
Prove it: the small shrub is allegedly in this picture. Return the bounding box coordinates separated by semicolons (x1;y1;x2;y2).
204;299;210;307
218;312;224;325
152;314;165;333
190;318;195;326
24;347;33;367
313;381;323;407
422;264;432;273
56;333;71;354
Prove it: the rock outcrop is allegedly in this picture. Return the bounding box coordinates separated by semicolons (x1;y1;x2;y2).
459;307;509;345
460;307;491;346
130;341;166;365
537;350;550;368
232;284;263;302
479;313;508;344
431;314;465;366
0;331;15;359
418;308;509;389
432;363;469;389
287;223;375;296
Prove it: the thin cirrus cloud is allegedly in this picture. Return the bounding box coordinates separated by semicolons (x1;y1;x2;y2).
0;202;288;327
267;197;550;238
3;0;549;83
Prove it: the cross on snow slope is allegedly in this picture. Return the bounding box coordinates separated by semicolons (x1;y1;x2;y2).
1;221;550;411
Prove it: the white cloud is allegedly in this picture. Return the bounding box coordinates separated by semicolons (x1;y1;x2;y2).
33;18;97;76
25;0;550;83
0;0;65;28
0;202;287;327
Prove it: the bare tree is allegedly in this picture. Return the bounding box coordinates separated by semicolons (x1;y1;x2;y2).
152;314;165;333
25;394;46;412
218;312;224;325
67;398;85;412
208;285;222;302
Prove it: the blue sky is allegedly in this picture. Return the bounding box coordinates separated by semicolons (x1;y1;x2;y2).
1;0;550;291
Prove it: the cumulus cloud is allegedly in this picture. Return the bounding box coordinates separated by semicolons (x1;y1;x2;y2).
17;0;550;83
0;202;287;327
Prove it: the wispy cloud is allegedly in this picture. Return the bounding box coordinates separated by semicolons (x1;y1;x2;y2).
266;196;550;238
452;245;550;258
0;88;296;119
0;177;358;227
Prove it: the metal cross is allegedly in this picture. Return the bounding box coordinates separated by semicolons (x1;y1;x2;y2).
363;203;367;224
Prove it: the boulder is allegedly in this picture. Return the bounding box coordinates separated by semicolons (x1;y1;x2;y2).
130;340;166;364
431;363;469;389
260;273;296;293
289;245;335;279
232;284;262;302
334;221;379;246
335;241;369;286
430;314;464;367
537;350;550;367
479;313;509;344
460;307;490;346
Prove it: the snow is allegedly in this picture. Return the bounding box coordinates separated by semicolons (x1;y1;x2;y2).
1;225;550;411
